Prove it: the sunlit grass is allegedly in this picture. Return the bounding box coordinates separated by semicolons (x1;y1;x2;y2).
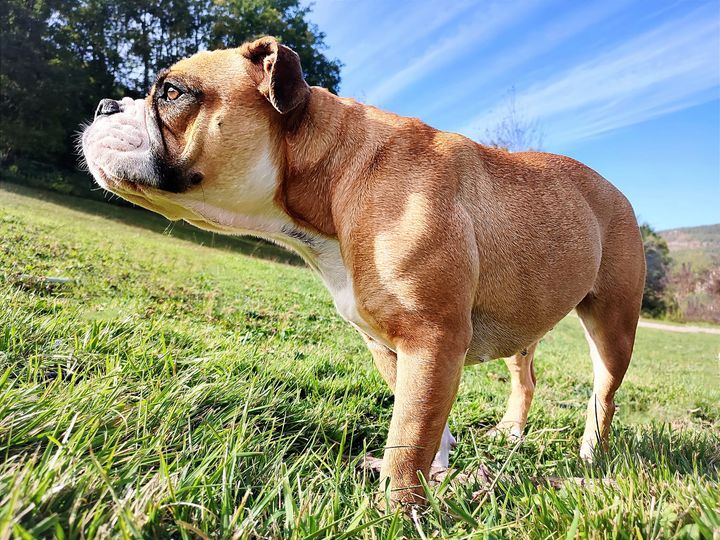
1;183;718;538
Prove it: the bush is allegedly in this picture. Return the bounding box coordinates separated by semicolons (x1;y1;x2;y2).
640;224;676;318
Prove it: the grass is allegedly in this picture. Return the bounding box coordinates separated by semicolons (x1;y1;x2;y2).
1;182;719;539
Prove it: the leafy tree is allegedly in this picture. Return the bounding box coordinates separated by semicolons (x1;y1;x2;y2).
56;0;341;96
209;0;341;92
640;223;675;317
106;0;210;93
1;0;68;162
1;0;341;189
1;0;128;165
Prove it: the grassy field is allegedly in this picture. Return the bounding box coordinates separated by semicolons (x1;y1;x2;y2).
1;183;719;539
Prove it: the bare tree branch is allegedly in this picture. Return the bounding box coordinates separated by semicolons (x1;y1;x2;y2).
482;87;545;152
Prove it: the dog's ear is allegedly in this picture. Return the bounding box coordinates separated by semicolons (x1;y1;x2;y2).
242;36;310;114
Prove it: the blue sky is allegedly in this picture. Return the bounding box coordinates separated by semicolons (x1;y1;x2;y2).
303;0;719;230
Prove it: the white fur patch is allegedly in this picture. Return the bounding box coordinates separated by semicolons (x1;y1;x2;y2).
579;318;612;462
431;423;456;469
307;237;395;350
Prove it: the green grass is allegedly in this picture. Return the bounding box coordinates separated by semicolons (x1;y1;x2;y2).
1;182;719;539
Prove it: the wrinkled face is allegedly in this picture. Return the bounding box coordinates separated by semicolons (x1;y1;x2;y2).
81;38;309;233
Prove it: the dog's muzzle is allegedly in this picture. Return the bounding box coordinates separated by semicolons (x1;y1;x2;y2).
95;98;122;119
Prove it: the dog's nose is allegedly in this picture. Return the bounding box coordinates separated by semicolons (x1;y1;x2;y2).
95;99;121;119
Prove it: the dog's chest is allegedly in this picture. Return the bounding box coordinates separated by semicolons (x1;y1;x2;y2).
277;229;394;351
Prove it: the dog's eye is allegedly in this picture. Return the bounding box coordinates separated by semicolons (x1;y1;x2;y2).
164;84;182;101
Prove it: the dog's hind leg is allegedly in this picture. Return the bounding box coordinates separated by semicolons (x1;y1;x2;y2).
576;304;635;461
575;227;644;461
487;341;538;440
362;334;456;469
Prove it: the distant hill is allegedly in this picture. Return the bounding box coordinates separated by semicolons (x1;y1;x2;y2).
660;224;720;272
659;224;720;323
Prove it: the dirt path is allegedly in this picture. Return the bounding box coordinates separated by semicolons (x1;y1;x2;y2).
637;320;720;335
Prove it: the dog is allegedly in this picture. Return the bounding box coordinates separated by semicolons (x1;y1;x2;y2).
81;36;646;506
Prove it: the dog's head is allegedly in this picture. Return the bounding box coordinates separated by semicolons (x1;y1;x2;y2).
81;36;310;231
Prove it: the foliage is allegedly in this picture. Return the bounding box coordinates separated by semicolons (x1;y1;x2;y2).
640;223;676;318
208;0;341;94
48;0;342;95
1;183;719;538
0;0;116;166
0;0;341;186
660;224;720;323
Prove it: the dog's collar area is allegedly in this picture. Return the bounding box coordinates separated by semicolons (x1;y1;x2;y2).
280;225;319;248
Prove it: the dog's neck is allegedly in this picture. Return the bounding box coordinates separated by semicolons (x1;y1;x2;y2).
274;88;369;238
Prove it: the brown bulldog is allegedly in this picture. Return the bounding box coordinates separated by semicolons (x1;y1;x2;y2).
81;36;646;506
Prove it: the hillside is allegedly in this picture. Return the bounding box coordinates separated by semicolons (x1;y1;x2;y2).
658;223;720;323
660;223;720;272
1;183;719;537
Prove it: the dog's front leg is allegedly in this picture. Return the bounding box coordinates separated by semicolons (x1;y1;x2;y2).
380;337;465;507
362;333;458;469
487;341;538;440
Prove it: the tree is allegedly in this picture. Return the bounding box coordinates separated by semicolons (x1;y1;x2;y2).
1;0;342;185
59;0;341;96
640;223;675;317
106;0;211;93
209;0;341;93
1;0;65;161
482;87;544;152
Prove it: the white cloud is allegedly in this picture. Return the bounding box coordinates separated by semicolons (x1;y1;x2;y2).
422;0;633;117
459;2;720;144
364;0;547;106
340;0;477;77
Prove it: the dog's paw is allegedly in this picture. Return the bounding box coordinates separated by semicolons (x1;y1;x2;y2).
579;440;596;463
360;454;384;474
430;459;449;473
486;423;524;441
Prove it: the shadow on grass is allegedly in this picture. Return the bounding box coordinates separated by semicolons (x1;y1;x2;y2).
0;181;304;266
